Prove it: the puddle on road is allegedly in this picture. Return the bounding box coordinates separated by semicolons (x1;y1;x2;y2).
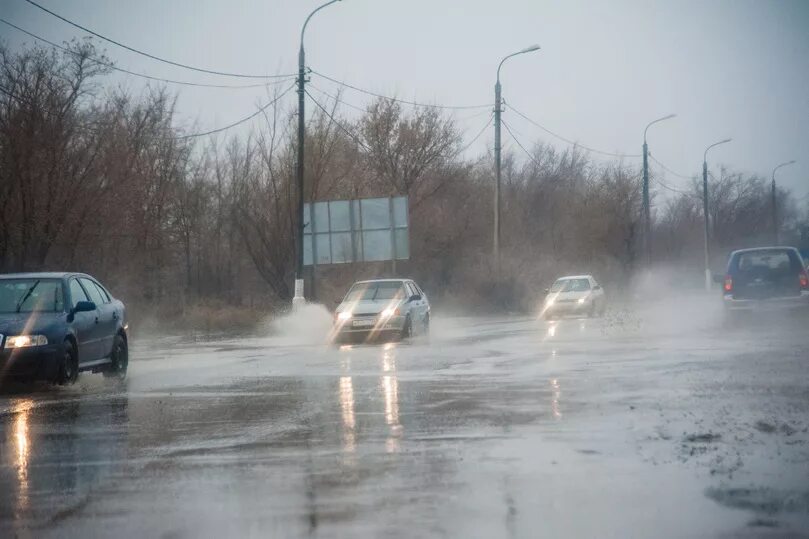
705;486;809;515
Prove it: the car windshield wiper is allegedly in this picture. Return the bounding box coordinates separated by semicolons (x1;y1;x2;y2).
15;280;40;313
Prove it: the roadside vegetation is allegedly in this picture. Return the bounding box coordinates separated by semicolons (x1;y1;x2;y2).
1;41;806;328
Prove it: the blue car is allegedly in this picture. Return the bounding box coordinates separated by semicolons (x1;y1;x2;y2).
0;272;128;385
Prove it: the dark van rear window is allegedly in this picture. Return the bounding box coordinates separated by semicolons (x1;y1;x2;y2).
732;249;801;274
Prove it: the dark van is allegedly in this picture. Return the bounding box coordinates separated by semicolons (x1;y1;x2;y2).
722;247;809;316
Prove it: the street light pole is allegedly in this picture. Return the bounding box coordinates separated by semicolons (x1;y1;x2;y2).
641;113;676;266
701;138;731;291
494;45;540;267
294;0;342;307
771;160;796;245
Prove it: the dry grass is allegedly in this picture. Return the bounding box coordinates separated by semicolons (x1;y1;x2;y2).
129;300;270;336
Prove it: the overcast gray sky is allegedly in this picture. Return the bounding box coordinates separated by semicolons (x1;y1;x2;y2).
2;0;808;199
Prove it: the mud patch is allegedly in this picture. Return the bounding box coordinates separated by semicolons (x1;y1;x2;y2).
747;518;779;528
706;487;809;515
754;420;799;437
684;432;721;443
754;421;777;434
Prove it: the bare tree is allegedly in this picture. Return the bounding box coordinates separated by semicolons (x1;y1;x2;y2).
359;98;461;207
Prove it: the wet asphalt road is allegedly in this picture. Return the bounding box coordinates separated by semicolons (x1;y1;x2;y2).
2;302;809;538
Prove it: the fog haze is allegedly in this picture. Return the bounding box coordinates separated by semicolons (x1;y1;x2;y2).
2;0;808;195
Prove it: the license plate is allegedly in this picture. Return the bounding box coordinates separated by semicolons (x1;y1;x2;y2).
352;319;374;328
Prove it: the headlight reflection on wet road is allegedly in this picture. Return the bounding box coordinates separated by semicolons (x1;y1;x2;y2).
339;376;356;454
10;399;34;522
381;347;401;453
339;354;356;455
550;378;562;419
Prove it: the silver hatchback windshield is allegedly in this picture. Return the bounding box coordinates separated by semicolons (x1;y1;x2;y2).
345;282;405;302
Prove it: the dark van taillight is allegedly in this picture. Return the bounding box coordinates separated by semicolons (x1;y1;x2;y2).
800;270;809;290
723;275;733;293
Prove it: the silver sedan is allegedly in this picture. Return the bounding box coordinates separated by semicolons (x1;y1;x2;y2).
331;279;430;343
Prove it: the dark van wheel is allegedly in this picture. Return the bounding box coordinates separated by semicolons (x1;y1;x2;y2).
57;339;79;386
104;334;128;379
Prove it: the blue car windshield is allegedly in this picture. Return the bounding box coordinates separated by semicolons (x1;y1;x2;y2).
0;279;65;313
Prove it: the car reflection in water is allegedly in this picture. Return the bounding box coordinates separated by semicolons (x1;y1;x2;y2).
336;342;403;458
550;378;562;419
12;398;34;527
339;364;356;457
0;390;129;533
381;344;402;453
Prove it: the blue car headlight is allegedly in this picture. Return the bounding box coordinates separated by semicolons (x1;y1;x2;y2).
5;335;48;349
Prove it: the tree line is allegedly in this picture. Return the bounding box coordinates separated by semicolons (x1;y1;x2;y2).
1;41;805;322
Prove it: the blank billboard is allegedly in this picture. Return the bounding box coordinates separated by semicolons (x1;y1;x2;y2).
303;196;409;266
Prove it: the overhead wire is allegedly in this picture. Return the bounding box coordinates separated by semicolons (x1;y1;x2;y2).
647;152;694;180
646;151;702;198
307;82;370;114
309;69;491;111
0;18;294;89
310;80;496;130
305;88;494;160
22;0;295;79
453;113;494;157
504;115;700;200
304;89;371;151
501;118;542;168
654;177;697;197
176;82;296;139
505;101;642;159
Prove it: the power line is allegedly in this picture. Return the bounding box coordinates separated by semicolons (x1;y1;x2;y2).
504;116;699;200
307;82;370;114
310;69;491;111
304;89;371;151
454;113;494;157
0;18;294;89
501;118;542;168
176;83;295;139
310;80;495;124
309;82;493;158
653;176;697;197
647;152;695;180
505;101;643;159
22;0;295;79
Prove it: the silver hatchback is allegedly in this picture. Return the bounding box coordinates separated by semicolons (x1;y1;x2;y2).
332;279;430;343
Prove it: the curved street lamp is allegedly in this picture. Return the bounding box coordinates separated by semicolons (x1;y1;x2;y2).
493;45;540;264
701;138;731;291
771;160;796;244
294;0;342;305
640;114;676;265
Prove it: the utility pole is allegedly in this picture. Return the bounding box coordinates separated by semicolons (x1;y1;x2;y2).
294;0;342;307
771;178;778;244
702;160;710;289
702;138;731;291
641;114;676;266
493;79;501;264
771;160;795;245
294;34;306;307
642;141;650;265
493;45;540;267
